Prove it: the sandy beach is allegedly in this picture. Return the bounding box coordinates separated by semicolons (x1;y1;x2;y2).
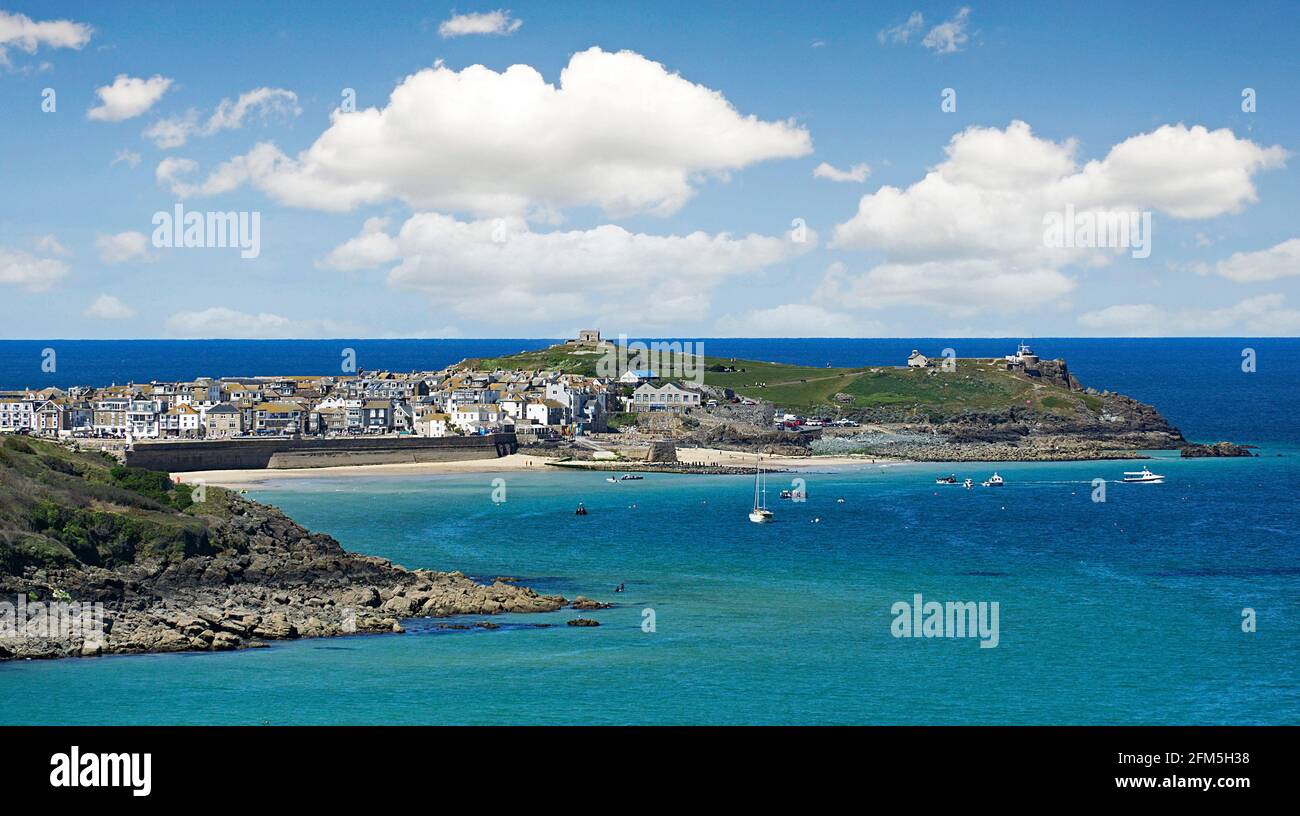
175;448;900;488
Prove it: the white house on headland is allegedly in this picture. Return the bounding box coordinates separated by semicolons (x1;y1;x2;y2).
618;369;658;384
906;350;930;368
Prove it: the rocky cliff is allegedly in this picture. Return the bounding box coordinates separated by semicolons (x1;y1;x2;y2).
0;437;567;661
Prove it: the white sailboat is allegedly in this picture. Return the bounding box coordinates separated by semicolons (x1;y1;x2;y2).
749;457;774;523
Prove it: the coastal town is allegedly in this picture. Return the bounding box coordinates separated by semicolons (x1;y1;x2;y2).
3;331;1243;467
0;331;706;443
0;333;1082;444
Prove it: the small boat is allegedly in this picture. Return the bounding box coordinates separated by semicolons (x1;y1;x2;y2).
749;458;774;523
606;477;619;483
935;474;959;485
963;478;973;489
1122;467;1164;484
575;503;589;516
779;489;794;499
619;474;643;481
981;473;1004;487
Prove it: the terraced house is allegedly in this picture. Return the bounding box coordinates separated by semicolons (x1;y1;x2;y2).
362;400;394;432
253;402;302;434
203;403;243;438
160;403;203;438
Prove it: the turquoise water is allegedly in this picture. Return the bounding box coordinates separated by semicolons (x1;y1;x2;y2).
4;451;1297;724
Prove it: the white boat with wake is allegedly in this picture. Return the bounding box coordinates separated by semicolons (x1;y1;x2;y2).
1122;467;1164;484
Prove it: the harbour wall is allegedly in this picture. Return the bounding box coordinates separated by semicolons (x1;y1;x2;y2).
125;434;517;472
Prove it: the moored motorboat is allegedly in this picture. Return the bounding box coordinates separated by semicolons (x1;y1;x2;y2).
1122;467;1164;483
981;473;1004;487
935;474;959;485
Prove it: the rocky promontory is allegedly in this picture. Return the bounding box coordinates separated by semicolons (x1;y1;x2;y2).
0;437;575;661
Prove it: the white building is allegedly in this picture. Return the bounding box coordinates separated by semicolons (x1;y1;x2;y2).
126;399;161;439
631;382;702;413
618;369;658;384
0;398;36;432
906;350;929;368
161;404;202;437
451;403;502;432
525;399;565;426
414;412;451;438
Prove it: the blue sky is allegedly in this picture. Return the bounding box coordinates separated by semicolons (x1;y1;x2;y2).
1;1;1298;338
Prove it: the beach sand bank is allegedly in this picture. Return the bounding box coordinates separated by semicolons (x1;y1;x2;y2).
175;448;901;488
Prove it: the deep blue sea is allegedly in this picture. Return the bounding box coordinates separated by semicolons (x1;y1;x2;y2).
1;339;1297;724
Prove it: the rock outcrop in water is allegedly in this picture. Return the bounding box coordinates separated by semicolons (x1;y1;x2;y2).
1179;441;1256;458
0;437;571;661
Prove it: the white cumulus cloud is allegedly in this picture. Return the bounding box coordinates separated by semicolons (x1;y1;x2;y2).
161;48;812;218
0;9;91;65
320;213;814;332
1078;294;1300;336
878;11;924;44
813;161;870;183
0;246;69;292
84;294;136;320
95;231;153;265
145;86;300;148
111;149;142;168
922;7;972;54
1206;238;1300;283
438;9;522;38
823;120;1287;315
87;74;172;121
33;235;70;256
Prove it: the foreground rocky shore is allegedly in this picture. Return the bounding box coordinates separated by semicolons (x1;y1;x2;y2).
0;437;593;662
1;495;570;661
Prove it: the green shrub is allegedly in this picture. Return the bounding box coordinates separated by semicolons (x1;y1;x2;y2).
109;464;193;509
3;437;34;454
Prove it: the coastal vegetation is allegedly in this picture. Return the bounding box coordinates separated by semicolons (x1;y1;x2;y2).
0;437;572;661
467;346;1107;418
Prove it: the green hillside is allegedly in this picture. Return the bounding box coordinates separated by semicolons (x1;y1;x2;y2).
461;344;1103;418
0;436;234;575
